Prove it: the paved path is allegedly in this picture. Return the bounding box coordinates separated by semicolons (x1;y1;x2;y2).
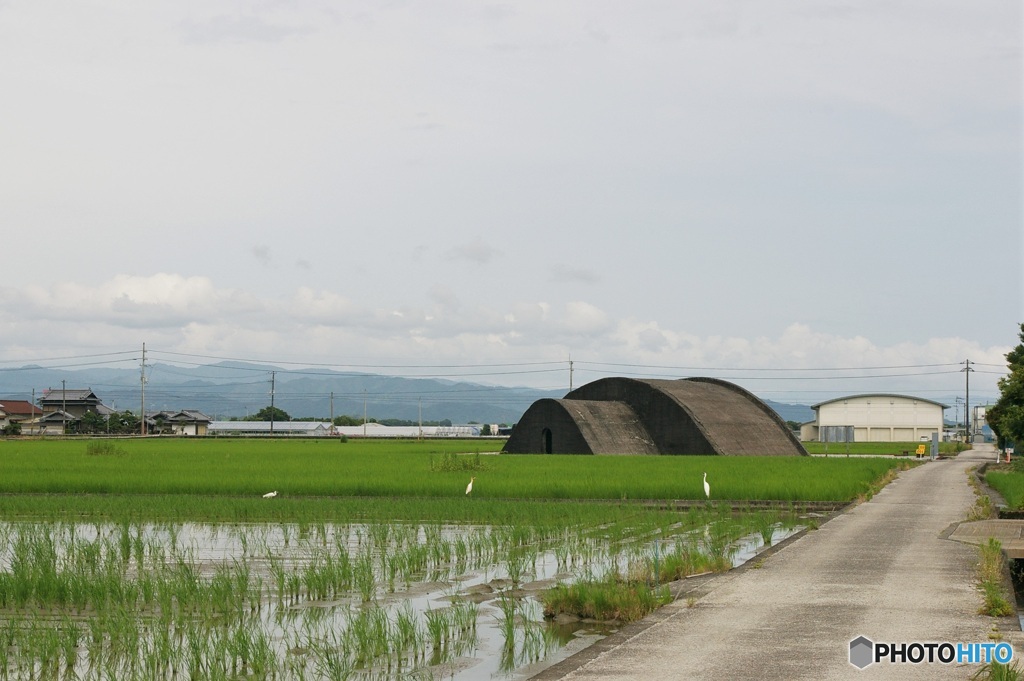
534;444;1021;680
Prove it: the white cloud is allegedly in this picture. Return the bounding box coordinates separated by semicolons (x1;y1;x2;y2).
561;301;611;335
1;276;1008;401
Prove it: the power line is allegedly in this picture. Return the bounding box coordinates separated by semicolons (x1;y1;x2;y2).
0;358;139;372
148;349;564;370
0;351;138;365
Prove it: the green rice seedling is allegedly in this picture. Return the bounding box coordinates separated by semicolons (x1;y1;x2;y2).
424;607;449;652
247;627;278;677
518;600;556;665
58;615;81;674
382;551;400;593
268;556;288;603
151;619;179;678
752;511;780;547
118;522;133;563
209;562;236;615
428;536;451;572
700;523;738;573
0;627;9;679
312;634;353;681
451;599;478;635
393;600;425;662
345;606;388;668
354;551;377;603
287;572;303;604
496;592;518;647
506;548;528;586
454;535;469;569
226;620;256;676
399;544;425;585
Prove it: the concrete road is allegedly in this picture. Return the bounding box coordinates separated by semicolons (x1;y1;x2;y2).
534;444;1021;680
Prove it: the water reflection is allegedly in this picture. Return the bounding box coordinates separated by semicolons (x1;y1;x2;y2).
0;516;803;680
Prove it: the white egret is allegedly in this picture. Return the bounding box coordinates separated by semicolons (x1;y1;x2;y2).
465;477;476;496
262;491;278;499
702;472;710;499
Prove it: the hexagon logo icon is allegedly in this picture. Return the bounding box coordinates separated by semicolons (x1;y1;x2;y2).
849;636;874;669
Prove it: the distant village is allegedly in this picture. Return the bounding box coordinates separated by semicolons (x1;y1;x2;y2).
0;387;508;438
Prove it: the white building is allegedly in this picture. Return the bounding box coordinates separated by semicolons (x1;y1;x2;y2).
208;421;332;437
333;423;482;438
800;394;948;443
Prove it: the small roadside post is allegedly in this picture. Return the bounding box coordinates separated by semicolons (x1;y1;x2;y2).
931;432;939;461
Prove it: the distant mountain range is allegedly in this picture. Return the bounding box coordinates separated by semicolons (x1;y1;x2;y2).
0;361;829;426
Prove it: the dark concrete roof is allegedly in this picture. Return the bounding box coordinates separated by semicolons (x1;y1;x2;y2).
503;377;806;456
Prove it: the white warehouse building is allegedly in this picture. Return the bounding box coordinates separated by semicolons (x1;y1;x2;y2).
800;394;948;443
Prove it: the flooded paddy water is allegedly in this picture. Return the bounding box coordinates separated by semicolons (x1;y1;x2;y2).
0;512;805;680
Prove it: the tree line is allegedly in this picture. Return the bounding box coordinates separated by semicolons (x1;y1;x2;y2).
988;322;1024;449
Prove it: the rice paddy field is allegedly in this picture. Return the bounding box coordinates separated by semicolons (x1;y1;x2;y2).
0;437;914;680
985;464;1024;509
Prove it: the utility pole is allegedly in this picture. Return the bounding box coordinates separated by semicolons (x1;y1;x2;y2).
955;397;964;439
363;390;367;437
140;343;147;436
330;391;334;430
569;354;574;392
61;379;66;434
269;371;276;435
418;397;422;440
962;359;974;441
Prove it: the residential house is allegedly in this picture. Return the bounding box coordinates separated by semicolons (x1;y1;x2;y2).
37;388;115;434
39;388;115;419
0;399;42;430
146;410;213;436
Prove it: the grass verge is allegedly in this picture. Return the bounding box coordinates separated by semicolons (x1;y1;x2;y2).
978;538;1014;617
541;577;673;623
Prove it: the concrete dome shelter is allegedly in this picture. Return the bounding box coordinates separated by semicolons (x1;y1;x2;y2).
503;377;807;456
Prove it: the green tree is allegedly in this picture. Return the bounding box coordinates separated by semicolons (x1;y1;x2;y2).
333;415;362;426
988;323;1024;448
109;410;140;434
79;411;107;434
253;406;290;422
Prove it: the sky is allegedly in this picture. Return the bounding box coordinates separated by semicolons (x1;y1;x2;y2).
0;0;1021;405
